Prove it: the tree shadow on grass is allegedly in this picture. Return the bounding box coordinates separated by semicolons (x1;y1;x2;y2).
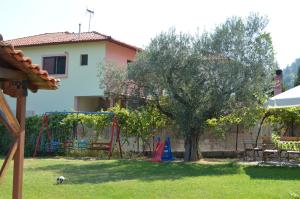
244;165;300;180
29;160;242;184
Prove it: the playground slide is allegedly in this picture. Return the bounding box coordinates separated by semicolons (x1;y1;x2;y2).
151;142;165;162
161;137;175;161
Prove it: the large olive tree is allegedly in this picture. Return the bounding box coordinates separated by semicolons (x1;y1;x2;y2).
129;14;275;161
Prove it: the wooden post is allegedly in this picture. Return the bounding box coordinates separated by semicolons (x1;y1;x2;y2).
12;95;26;199
0;91;21;135
0;140;18;183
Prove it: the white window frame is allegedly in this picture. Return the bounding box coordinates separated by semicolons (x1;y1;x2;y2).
41;52;69;78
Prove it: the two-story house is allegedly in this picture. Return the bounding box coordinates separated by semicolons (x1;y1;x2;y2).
6;31;140;115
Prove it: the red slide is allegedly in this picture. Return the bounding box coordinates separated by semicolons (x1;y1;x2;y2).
151;141;165;162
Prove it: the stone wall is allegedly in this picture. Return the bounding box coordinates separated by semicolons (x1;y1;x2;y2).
125;124;273;153
77;123;273;153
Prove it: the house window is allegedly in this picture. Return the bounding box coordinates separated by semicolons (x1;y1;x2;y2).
43;56;66;75
80;54;88;66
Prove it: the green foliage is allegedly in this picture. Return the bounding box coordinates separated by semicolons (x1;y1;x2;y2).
0;123;12;155
129;14;276;161
294;65;300;87
290;192;300;199
60;104;168;147
24;115;43;156
266;107;300;134
272;134;300;151
207;95;267;135
126;104;168;143
0;115;44;156
61;104;167;144
0;114;73;157
97;61;128;96
0;104;167;157
108;104;168;147
62;113;112;139
283;58;300;89
108;103;130;133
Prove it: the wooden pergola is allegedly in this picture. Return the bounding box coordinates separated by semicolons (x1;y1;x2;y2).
0;37;59;199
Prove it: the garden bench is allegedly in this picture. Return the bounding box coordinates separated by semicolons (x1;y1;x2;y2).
261;136;282;162
262;149;281;162
77;140;88;150
279;137;300;162
286;151;300;161
89;141;111;151
45;141;62;153
64;140;73;152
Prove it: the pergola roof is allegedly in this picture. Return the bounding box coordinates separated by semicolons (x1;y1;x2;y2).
0;41;59;92
0;37;60;199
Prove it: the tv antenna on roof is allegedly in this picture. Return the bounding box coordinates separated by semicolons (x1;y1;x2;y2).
86;8;94;32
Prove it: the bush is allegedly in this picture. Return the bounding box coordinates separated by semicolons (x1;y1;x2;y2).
0;104;168;158
0;114;73;157
272;134;300;151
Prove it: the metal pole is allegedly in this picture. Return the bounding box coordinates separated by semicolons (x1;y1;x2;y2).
88;13;91;32
87;9;94;32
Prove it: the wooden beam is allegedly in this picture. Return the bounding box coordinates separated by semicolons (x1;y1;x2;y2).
0;140;18;183
1;81;28;98
0;91;21;135
13;95;26;199
0;67;27;80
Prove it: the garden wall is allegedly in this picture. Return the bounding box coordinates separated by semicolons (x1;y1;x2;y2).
117;124;273;154
0;120;274;158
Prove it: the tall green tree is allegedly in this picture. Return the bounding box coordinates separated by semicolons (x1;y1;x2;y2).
129;14;276;161
294;65;300;87
283;58;300;89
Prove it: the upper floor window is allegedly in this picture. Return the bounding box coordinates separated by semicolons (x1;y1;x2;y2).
43;56;66;75
80;54;88;66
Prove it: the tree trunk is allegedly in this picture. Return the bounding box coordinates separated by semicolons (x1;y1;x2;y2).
235;124;239;151
255;112;270;146
291;118;294;136
184;130;201;161
136;136;140;152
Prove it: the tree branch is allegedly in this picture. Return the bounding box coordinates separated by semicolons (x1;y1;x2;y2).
152;95;174;119
166;71;191;108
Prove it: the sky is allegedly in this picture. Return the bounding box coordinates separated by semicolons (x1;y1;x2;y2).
1;0;300;68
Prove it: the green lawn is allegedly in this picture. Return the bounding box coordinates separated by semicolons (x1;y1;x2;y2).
0;158;300;199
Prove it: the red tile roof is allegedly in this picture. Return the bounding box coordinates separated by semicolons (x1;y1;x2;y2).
7;31;141;51
0;41;59;92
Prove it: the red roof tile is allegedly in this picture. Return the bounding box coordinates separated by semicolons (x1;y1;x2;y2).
0;41;59;92
7;31;141;51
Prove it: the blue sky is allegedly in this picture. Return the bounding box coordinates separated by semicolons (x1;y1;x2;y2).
2;0;300;68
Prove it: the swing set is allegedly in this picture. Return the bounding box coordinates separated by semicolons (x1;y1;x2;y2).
33;112;122;159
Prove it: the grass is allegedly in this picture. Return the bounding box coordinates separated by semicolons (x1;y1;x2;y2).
1;158;300;199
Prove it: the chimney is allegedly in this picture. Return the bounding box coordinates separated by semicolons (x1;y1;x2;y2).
78;23;81;39
274;69;282;95
0;34;3;41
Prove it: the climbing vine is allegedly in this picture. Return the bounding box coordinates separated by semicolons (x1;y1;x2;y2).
272;134;300;151
0;104;168;157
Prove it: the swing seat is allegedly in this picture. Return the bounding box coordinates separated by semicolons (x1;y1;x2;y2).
89;141;111;151
64;140;73;151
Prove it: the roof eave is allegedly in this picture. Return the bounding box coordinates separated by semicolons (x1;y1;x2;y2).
12;39;142;51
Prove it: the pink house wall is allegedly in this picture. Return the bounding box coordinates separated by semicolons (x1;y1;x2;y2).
105;42;137;66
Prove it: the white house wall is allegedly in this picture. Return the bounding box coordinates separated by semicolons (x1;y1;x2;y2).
6;42;106;114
